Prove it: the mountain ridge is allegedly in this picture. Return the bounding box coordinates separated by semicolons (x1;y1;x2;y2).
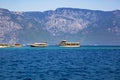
0;8;120;45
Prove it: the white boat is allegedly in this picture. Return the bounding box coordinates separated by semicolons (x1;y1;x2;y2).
0;44;10;48
30;42;47;47
59;40;80;47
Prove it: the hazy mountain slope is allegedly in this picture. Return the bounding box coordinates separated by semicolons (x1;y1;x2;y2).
0;8;120;45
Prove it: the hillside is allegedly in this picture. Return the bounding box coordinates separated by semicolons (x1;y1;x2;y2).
0;8;120;45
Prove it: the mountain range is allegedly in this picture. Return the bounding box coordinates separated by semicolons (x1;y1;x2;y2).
0;8;120;45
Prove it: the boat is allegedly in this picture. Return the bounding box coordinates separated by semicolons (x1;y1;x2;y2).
30;42;47;47
12;43;22;47
59;40;80;47
0;44;10;48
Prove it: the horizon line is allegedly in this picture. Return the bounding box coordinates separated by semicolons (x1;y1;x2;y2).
0;7;120;12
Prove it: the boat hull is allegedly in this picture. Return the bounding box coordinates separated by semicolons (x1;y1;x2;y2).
59;40;80;47
59;45;80;47
30;42;48;47
30;45;47;47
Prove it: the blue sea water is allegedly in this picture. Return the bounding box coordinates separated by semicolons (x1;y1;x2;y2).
0;46;120;80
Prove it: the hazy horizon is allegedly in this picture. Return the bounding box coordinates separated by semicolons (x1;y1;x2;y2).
0;0;120;11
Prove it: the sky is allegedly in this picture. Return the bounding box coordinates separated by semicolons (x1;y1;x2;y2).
0;0;120;11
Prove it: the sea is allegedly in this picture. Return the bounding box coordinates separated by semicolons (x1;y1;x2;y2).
0;46;120;80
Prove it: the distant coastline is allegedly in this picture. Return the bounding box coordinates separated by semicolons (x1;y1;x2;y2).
0;8;120;45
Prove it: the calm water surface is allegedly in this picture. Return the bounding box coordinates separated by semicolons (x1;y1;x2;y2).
0;46;120;80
